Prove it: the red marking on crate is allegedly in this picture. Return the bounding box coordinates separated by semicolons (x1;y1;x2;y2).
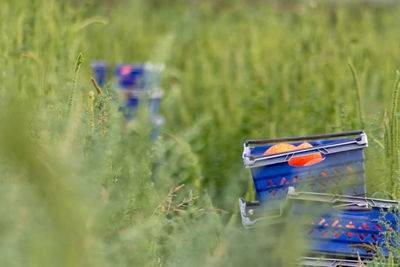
346;233;354;239
372;227;376;231
293;176;297;183
334;168;341;173
364;234;368;237
267;180;272;187
372;235;377;242
362;223;369;230
272;190;278;196
390;225;396;231
319;181;327;187
359;226;362;229
318;219;326;225
318;229;322;232
376;224;382;231
346;166;354;172
321;231;328;237
378;235;382;239
334;232;342;238
280;177;286;185
346;224;355;229
321;171;328;177
332;220;339;227
273;183;276;186
325;223;329;226
358;234;364;241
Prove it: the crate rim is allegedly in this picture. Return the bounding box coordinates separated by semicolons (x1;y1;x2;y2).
298;256;367;266
244;131;365;146
242;131;367;168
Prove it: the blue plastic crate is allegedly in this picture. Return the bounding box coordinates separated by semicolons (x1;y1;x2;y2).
115;64;146;90
91;61;108;87
239;188;399;259
115;63;164;91
121;91;163;139
150;116;164;140
243;131;368;203
299;256;367;266
123;91;163;119
144;63;164;90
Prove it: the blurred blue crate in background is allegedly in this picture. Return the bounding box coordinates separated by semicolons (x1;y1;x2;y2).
91;61;108;87
90;61;164;139
115;64;146;90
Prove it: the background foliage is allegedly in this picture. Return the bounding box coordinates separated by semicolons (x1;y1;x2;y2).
1;0;400;266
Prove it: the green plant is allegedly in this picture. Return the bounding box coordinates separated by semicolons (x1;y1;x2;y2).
1;0;400;266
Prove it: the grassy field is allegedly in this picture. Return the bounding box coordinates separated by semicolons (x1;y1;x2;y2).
1;0;400;266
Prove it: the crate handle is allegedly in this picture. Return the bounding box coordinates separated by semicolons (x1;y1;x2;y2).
284;147;328;159
286;150;326;167
333;202;372;211
244;130;364;146
249;143;337;163
243;131;367;167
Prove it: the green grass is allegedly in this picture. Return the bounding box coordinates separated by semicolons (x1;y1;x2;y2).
1;0;400;266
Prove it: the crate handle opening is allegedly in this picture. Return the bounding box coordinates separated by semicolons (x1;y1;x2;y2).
288;154;325;167
333;202;372;211
244;130;364;147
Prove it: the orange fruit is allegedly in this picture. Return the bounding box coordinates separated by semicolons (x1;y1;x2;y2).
288;142;324;167
264;143;296;155
295;142;313;150
263;142;325;166
289;153;324;166
303;157;325;166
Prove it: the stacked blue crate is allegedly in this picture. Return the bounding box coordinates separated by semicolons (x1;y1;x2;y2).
239;131;399;261
299;256;366;266
239;188;398;260
115;63;164;139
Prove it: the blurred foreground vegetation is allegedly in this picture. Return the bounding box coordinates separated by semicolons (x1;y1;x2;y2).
1;0;400;266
